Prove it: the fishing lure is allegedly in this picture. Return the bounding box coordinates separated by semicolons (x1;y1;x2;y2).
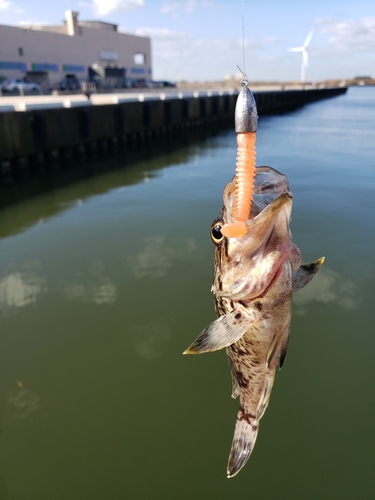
221;77;258;238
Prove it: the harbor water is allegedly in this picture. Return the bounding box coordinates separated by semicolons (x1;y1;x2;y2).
0;86;374;499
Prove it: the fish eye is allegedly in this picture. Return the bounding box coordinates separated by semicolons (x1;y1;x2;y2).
211;220;224;244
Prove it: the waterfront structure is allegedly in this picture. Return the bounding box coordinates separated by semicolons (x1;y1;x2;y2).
0;87;347;172
0;11;151;89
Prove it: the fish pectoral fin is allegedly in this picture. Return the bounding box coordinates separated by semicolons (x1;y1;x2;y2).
183;310;255;355
292;257;325;292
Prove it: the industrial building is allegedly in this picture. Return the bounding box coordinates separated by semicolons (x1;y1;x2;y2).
0;10;152;89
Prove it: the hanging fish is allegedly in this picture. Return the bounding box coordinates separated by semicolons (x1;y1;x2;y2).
184;80;324;478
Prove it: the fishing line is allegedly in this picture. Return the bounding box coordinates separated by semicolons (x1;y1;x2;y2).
241;0;246;81
236;0;247;85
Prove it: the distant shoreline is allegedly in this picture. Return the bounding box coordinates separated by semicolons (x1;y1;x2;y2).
176;78;374;91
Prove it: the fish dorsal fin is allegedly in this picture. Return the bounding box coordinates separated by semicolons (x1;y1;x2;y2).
292;257;325;292
183;309;257;355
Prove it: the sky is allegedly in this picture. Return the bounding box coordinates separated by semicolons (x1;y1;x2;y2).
1;0;375;82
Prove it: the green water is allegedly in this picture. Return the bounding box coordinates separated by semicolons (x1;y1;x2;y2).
0;87;374;499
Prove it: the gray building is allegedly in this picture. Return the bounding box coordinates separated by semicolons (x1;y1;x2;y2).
0;10;152;89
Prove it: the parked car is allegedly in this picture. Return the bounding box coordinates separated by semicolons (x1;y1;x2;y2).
161;81;177;88
147;80;164;89
0;78;40;92
131;79;147;88
147;80;177;88
59;77;81;91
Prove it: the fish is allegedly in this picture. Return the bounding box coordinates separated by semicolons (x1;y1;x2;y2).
183;82;324;478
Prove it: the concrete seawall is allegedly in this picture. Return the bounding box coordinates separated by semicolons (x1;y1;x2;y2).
0;86;346;181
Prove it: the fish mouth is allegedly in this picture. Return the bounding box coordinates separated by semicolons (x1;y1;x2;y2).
216;179;296;301
224;191;293;248
222;166;292;223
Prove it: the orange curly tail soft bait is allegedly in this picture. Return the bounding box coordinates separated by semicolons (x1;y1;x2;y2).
221;132;256;238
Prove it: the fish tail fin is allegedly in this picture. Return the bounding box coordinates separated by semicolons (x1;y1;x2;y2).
227;415;259;478
226;369;275;478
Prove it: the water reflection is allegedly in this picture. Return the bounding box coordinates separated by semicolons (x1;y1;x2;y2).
294;266;360;314
129;235;175;279
7;388;40;420
0;266;46;309
0;125;229;240
129;235;198;279
130;321;172;360
60;260;117;305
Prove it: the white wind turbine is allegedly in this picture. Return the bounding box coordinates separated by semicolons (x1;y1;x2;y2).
289;29;314;83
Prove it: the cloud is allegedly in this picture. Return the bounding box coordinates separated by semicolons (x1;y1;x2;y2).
131;24;274;80
0;0;23;13
18;20;49;27
134;26;191;39
315;16;375;54
133;26;193;56
161;0;197;15
160;0;220;17
0;0;12;10
91;0;144;16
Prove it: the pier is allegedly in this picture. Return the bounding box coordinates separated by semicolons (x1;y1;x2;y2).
0;86;346;181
